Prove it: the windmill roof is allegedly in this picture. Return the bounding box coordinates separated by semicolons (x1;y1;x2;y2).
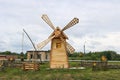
48;31;68;39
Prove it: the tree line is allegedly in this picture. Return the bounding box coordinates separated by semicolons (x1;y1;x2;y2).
69;51;120;60
0;50;120;60
0;51;26;59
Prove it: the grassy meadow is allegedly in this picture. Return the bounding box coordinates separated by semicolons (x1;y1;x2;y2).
0;62;120;80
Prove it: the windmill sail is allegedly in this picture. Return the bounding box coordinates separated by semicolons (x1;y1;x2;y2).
60;37;75;54
66;42;75;54
37;35;55;50
62;18;79;31
42;14;56;30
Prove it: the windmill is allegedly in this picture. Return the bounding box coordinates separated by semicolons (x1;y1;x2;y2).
37;14;79;68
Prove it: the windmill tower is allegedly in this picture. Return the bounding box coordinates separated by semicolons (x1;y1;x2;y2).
37;14;79;68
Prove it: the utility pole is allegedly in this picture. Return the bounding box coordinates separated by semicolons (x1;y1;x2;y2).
84;41;86;54
22;31;24;54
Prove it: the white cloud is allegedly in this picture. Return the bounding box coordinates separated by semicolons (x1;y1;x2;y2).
72;32;120;53
0;0;120;54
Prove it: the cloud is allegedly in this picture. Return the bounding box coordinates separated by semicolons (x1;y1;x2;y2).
0;0;120;54
72;32;120;53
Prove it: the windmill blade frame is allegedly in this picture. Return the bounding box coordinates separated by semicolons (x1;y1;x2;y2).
60;37;75;54
42;14;56;30
37;35;55;50
62;17;79;31
66;42;75;54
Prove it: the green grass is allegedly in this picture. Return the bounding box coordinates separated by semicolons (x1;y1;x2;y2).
108;62;120;65
0;62;120;80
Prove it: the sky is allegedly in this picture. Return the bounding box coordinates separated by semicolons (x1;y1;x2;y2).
0;0;120;54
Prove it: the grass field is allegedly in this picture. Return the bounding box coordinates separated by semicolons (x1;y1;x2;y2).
0;62;120;80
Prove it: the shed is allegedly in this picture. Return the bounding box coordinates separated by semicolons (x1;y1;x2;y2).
27;50;50;61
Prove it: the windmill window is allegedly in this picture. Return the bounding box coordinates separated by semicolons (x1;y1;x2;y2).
45;53;48;59
37;54;41;59
56;43;61;48
30;54;33;59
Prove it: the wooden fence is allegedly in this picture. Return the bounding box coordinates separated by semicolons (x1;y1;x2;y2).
80;60;108;71
22;62;39;70
80;60;120;70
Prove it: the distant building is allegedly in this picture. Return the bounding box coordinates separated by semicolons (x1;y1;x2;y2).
0;55;6;60
27;50;50;61
0;55;18;60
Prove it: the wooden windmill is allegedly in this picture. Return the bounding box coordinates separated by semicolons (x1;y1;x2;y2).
37;14;79;68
